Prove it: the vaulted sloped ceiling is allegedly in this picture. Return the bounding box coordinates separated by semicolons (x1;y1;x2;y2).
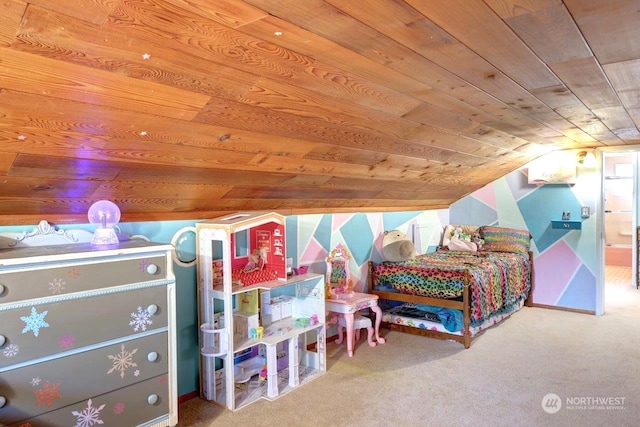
1;0;639;224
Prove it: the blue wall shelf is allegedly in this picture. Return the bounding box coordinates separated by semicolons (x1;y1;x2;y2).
551;220;582;230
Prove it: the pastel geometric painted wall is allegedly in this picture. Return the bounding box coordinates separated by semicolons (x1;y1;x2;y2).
286;210;448;293
450;165;599;312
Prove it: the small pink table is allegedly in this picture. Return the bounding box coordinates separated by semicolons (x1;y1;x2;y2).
325;292;386;357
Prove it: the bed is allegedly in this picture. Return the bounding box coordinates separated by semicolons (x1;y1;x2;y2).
368;225;533;348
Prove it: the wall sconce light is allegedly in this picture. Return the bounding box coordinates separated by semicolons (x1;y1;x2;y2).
577;150;597;167
88;200;121;246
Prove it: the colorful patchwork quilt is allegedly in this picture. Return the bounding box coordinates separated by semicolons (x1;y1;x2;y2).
374;250;530;326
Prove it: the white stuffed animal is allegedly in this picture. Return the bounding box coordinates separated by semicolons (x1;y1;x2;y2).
382;230;417;262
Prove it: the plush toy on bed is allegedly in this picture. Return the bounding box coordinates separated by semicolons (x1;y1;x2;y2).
452;227;471;242
382;229;417;262
472;232;484;250
448;227;478;252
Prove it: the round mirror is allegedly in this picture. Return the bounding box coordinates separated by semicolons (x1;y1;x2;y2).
171;227;197;267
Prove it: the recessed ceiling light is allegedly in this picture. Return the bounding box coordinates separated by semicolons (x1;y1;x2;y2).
274;31;283;36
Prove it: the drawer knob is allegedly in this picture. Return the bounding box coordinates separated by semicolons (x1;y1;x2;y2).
147;351;159;362
147;304;158;315
147;394;159;405
0;396;6;408
0;335;5;347
0;283;5;296
146;264;159;275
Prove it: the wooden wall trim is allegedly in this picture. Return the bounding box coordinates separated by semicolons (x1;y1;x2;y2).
530;303;595;316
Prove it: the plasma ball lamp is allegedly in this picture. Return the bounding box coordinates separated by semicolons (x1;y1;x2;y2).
88;200;121;246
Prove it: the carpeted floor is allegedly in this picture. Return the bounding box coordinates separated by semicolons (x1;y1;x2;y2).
177;267;640;427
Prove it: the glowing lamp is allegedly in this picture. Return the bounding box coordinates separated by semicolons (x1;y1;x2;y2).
88;200;121;246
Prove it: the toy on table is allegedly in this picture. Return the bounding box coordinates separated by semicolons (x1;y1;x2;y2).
295;317;310;327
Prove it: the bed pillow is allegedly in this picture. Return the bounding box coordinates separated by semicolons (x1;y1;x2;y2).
480;226;531;254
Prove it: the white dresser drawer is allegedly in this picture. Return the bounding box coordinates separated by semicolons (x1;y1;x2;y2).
0;254;168;304
0;332;168;425
5;375;171;427
0;284;168;369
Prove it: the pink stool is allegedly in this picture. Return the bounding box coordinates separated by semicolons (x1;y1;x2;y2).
335;313;376;349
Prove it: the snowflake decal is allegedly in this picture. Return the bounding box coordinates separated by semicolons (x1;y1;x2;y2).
68;267;80;279
134;369;140;377
129;306;152;332
138;259;150;272
31;377;41;387
49;278;66;294
113;402;125;415
59;333;76;350
107;344;138;379
3;343;19;357
21;307;50;337
34;381;62;407
72;398;106;427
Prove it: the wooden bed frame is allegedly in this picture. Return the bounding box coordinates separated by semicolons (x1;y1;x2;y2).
367;251;534;348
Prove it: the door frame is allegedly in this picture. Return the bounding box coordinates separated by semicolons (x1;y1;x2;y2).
596;146;639;315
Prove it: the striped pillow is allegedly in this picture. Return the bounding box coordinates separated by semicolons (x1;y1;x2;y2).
480;226;531;254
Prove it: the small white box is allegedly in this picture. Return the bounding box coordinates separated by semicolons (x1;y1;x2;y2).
269;296;293;322
280;296;293;319
234;311;259;338
270;300;282;322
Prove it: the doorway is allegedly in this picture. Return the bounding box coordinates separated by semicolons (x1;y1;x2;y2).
603;152;638;312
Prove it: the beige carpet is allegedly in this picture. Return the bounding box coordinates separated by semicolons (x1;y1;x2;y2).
178;268;640;427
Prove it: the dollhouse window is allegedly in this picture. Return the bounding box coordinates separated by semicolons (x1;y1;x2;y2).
212;240;223;260
235;229;249;258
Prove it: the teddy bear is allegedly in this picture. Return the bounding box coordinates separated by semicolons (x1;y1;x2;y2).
471;232;484;250
382;229;417;262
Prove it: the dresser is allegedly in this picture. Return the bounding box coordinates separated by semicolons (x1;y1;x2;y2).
0;239;177;427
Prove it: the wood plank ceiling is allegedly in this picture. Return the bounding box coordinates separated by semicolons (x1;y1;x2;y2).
1;0;639;224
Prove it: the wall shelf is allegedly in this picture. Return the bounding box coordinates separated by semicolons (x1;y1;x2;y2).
551;220;582;230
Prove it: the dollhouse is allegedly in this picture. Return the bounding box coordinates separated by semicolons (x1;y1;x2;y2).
196;212;326;410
